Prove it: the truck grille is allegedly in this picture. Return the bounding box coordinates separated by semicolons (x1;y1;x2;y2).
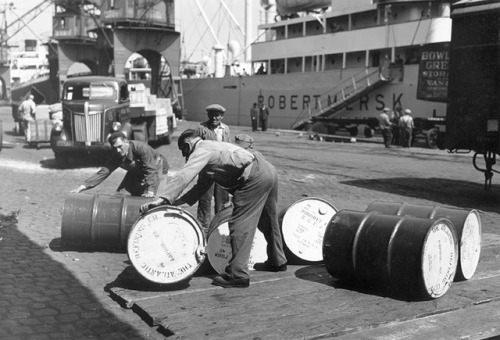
74;111;102;142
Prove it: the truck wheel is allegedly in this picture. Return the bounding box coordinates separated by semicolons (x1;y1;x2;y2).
55;152;70;168
426;128;438;149
364;127;374;138
349;126;359;137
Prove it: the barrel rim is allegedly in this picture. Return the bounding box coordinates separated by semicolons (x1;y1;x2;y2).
127;205;207;284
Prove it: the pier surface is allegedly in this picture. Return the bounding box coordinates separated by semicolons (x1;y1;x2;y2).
1;106;499;339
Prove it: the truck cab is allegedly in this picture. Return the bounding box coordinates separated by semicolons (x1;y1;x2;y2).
51;76;175;166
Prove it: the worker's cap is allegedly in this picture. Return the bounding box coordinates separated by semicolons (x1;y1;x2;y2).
383;107;391;112
28;94;34;99
234;134;254;148
205;104;226;114
405;109;412;114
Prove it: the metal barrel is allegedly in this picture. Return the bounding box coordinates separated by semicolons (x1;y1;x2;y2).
206;206;268;274
323;210;458;300
366;201;481;281
280;197;337;263
127;206;206;285
61;193;151;250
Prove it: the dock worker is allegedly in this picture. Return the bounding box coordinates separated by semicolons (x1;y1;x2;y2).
378;107;393;148
70;131;169;197
195;104;231;231
18;94;36;136
140;129;288;288
399;109;415;148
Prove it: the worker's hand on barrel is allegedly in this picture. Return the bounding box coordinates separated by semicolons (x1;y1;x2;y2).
70;185;86;194
140;198;167;214
142;191;155;198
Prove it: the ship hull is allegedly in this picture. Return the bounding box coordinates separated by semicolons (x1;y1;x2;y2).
182;65;446;131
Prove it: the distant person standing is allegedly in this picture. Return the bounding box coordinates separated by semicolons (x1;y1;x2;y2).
399;109;415;148
391;105;403;145
250;103;259;131
18;94;36;136
378;107;393;148
195;104;231;231
259;103;270;132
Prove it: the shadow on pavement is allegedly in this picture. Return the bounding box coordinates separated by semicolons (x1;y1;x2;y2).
341;177;500;213
0;211;147;338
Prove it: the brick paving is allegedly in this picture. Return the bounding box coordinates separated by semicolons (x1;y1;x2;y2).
0;106;499;339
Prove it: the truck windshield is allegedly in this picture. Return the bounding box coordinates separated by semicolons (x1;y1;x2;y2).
64;83;117;101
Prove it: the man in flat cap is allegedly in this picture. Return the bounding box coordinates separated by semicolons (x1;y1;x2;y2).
378;107;393;148
140;129;287;288
194;104;231;231
399;108;415;148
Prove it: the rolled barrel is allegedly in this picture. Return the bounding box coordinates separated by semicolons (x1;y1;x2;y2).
61;193;151;250
280;197;337;263
366;201;481;281
323;210;458;300
206;206;267;274
127;206;206;284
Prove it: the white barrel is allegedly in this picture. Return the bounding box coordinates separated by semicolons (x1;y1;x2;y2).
281;197;338;262
206;207;268;274
127;206;206;284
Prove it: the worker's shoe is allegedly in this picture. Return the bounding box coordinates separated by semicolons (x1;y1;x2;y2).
212;275;250;288
254;261;287;272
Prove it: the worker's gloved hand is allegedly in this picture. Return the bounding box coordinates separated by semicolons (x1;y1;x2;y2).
140;198;169;214
142;191;155;198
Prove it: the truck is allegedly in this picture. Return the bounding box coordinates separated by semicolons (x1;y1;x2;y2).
50;76;176;166
440;0;500;189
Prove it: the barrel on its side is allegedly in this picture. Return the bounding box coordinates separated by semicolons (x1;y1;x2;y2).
280;197;337;263
127;206;206;284
323;210;458;300
206;206;268;274
61;193;151;250
366;201;481;281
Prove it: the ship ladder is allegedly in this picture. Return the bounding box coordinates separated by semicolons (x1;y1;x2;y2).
291;68;390;130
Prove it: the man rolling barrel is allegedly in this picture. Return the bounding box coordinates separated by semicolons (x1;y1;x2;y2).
70;131;169;197
140;129;287;288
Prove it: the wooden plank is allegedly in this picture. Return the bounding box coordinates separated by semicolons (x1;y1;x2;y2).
109;242;500;339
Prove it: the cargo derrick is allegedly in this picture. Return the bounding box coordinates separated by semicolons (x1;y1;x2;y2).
442;0;500;189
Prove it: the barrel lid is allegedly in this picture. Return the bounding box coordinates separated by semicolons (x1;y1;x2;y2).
458;210;481;280
127;206;206;284
207;220;267;274
421;218;458;299
281;197;337;262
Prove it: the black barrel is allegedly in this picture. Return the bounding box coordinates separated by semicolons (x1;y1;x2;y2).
127;205;206;284
61;193;151;250
280;197;337;263
206;206;268;274
323;210;458;300
366;201;481;281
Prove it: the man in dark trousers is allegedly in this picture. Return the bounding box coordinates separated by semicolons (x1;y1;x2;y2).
194;104;231;231
70;131;169;197
259;103;270;131
378;107;393;148
140;129;287;288
250;103;259;131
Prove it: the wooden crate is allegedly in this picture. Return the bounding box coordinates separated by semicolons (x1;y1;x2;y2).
26;119;53;148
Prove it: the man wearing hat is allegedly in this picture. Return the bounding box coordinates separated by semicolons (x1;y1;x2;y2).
194;104;231;230
399;108;415;148
140;129;287;288
378;107;393;148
